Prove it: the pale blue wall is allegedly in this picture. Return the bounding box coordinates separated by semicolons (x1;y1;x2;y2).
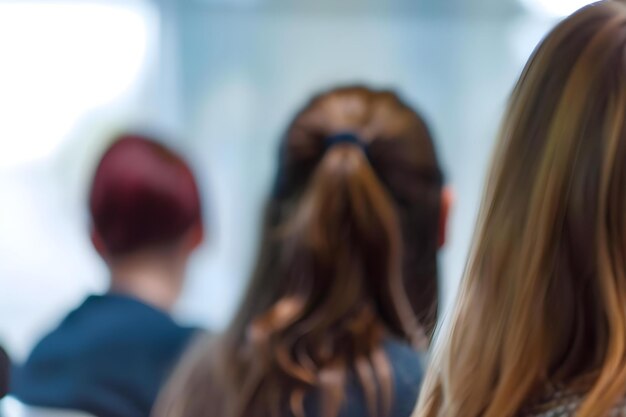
0;0;555;359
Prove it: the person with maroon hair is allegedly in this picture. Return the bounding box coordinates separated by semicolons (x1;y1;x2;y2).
11;133;205;417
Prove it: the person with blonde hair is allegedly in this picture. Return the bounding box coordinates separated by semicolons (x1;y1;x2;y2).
415;1;626;417
155;86;450;417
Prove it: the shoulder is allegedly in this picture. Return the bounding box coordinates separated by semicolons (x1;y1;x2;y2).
153;335;219;417
76;295;197;349
337;339;424;417
383;339;425;386
15;296;199;388
383;339;425;417
521;386;626;417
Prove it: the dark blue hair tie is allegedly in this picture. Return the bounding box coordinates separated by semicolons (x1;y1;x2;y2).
272;132;369;199
325;132;370;163
325;132;364;151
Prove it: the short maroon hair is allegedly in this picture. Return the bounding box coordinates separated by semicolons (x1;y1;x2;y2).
89;134;202;256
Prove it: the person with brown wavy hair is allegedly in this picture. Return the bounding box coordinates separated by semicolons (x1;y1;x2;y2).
414;2;626;417
154;86;449;417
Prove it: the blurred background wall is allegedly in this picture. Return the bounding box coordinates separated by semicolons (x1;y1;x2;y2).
0;0;587;359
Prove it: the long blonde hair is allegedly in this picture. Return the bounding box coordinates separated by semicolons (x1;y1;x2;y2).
415;2;626;417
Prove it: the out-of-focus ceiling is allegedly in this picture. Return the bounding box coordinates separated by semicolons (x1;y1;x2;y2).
185;0;524;17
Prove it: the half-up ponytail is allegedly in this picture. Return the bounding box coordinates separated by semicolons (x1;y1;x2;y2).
155;86;443;417
232;141;419;417
283;142;419;343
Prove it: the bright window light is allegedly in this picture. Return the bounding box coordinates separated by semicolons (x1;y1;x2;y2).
0;1;151;168
520;0;597;17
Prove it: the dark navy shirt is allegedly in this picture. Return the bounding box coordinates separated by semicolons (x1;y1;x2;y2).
11;294;197;417
305;339;425;417
156;335;424;417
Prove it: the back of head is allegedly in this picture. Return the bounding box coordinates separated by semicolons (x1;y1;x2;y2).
89;133;202;258
213;86;443;417
417;2;626;417
268;85;444;336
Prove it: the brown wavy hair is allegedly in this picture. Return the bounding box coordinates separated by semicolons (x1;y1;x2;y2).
415;2;626;417
155;86;443;417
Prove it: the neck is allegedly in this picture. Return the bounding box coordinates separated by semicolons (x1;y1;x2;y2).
107;254;184;313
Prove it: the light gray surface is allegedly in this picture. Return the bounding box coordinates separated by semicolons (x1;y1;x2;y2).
1;398;96;417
